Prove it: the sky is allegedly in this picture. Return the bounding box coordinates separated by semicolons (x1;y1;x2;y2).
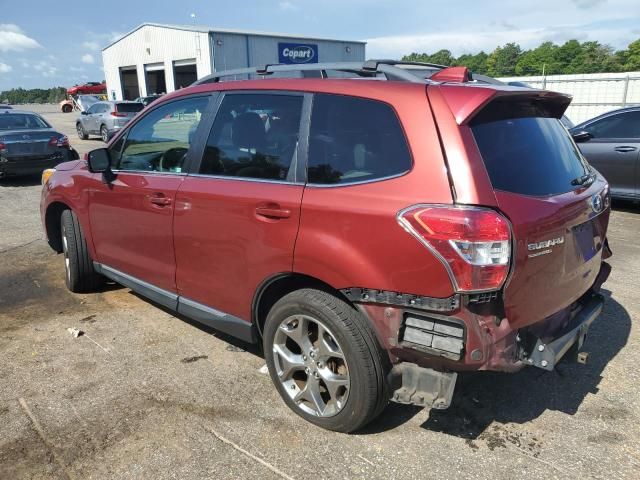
1;0;639;90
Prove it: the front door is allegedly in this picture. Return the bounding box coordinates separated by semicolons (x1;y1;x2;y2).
88;95;211;293
84;103;101;134
174;92;308;321
577;110;640;198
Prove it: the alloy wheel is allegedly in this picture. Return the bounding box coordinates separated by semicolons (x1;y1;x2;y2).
272;314;350;417
61;224;71;285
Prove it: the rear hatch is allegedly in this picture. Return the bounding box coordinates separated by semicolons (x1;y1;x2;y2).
430;85;610;330
113;102;143;126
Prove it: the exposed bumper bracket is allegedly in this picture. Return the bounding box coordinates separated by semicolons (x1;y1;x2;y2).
388;363;457;409
523;293;604;371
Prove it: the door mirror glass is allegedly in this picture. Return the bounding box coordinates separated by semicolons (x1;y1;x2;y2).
572;130;592;143
87;148;111;173
80;111;88;115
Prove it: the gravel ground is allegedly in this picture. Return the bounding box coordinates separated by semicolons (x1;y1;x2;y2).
0;104;639;479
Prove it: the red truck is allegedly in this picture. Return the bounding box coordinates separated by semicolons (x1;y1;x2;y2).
40;61;612;432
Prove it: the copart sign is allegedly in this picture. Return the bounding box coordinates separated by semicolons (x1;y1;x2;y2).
278;43;318;64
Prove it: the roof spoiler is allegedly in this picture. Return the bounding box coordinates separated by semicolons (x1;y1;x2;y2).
430;85;573;125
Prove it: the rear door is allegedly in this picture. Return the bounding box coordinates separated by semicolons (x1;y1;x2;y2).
88;95;211;296
574;110;640;198
467;104;610;328
174;91;308;322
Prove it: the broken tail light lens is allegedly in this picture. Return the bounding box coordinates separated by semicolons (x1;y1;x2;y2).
398;205;511;292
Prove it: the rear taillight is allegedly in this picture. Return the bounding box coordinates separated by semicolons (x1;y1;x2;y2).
111;111;127;117
0;142;6;151
398;205;511;292
49;135;69;147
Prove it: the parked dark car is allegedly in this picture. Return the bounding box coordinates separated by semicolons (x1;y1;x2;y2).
0;110;77;179
41;61;611;432
0;105;12;110
571;106;640;200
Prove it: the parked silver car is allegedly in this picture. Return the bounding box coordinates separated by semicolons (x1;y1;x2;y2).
76;101;143;142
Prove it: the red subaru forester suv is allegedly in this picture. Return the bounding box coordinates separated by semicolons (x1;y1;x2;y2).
41;61;612;432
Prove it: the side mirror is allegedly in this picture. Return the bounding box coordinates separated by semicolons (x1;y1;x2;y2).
88;148;117;183
87;148;111;173
80;111;88;115
572;130;592;143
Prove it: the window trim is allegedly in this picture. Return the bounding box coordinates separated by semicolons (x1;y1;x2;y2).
579;108;640;140
109;93;216;175
188;90;311;185
304;92;414;187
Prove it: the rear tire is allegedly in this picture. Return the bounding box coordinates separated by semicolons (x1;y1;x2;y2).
76;123;88;140
60;210;102;293
100;125;108;143
263;288;388;433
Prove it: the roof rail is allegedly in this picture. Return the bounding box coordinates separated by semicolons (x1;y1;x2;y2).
192;59;448;86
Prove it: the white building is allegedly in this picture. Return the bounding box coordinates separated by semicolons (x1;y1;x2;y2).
102;23;366;101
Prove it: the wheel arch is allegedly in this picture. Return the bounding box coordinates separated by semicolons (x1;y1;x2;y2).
252;273;355;339
45;201;71;252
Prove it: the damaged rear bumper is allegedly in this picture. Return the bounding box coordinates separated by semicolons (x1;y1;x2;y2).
521;293;604;371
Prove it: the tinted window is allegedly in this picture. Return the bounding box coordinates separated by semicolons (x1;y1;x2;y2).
116;96;208;173
86;103;101;114
584;111;640;138
200;93;303;180
117;102;144;113
0;114;49;129
307;94;412;184
472;117;589;196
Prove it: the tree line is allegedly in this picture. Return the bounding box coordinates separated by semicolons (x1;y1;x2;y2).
403;39;640;77
1;87;67;105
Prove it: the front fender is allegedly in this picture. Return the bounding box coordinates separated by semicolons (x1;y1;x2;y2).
41;162;98;260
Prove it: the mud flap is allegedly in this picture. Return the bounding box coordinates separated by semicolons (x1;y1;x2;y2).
388;363;457;409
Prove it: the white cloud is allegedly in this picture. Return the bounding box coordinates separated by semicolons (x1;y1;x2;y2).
69;66;85;72
572;0;607;7
81;54;95;64
279;1;298;11
0;62;12;74
82;41;100;51
109;31;125;43
33;61;58;77
366;21;637;58
0;24;41;52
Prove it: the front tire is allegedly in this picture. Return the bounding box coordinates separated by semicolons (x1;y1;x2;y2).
76;123;88;140
263;289;388;432
60;210;102;293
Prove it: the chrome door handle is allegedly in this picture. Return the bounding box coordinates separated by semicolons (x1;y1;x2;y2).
614;146;637;153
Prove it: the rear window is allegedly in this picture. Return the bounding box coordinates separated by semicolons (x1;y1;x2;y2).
471;117;589;196
307;94;412;185
116;103;144;113
0;114;49;130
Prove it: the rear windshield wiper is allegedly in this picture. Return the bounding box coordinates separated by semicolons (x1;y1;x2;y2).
571;172;595;186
